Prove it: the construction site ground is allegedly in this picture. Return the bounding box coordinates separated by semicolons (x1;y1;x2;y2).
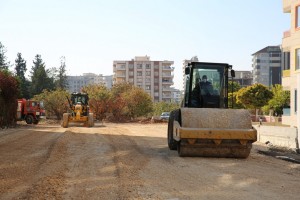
0;122;299;200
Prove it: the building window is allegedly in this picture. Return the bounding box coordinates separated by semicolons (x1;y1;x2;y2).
128;64;134;69
146;71;151;76
137;64;143;69
146;78;151;82
297;6;300;28
146;85;151;90
295;89;297;113
145;64;151;69
282;51;290;70
296;49;300;70
137;72;142;76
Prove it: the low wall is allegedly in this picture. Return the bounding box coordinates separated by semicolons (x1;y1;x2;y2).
253;125;299;151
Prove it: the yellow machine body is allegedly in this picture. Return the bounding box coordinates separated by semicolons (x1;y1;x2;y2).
62;93;94;128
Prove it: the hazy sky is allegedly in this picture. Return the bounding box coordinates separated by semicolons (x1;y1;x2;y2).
0;0;289;89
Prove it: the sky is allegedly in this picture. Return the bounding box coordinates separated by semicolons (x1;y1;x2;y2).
0;0;290;89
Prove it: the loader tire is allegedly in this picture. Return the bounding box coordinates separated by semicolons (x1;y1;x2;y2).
62;113;69;128
168;109;180;150
88;113;94;127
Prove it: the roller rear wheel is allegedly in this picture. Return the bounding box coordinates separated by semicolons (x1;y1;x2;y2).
168;109;180;150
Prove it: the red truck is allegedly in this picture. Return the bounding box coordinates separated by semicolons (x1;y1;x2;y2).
17;99;45;124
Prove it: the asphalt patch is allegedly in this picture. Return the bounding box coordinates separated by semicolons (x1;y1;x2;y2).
257;150;300;164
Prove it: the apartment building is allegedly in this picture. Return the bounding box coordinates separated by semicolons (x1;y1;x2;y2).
113;56;174;102
170;87;182;104
282;0;300;126
233;71;253;87
67;73;113;93
252;46;282;87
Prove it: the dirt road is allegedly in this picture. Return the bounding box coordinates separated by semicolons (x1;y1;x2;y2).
0;122;299;200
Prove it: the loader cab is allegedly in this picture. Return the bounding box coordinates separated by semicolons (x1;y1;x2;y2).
183;62;232;108
71;93;89;106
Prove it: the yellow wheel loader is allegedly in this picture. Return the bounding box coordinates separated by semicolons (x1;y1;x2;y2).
62;92;94;128
168;62;257;158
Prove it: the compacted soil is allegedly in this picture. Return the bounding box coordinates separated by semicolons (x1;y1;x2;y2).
0;122;299;200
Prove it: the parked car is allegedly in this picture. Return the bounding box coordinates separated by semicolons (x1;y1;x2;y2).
160;112;170;120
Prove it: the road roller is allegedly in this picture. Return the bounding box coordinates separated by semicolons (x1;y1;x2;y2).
168;62;257;158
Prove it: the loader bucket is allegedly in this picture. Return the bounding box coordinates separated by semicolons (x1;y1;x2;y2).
173;108;257;158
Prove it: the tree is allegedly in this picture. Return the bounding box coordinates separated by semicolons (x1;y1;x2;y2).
122;87;153;119
228;81;242;109
228;92;244;109
0;42;10;71
262;84;290;116
33;89;69;120
228;81;241;93
0;70;19;127
110;82;133;120
153;101;179;116
30;54;55;96
82;84;111;121
236;83;273;120
15;53;30;98
55;56;68;89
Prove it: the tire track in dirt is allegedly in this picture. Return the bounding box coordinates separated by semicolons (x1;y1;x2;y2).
62;130;118;199
0;127;64;199
103;126;150;199
20;131;71;200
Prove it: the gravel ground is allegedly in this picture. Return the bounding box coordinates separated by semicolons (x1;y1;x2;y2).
0;122;299;200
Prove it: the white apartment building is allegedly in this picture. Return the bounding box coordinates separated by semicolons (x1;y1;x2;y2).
252;46;282;87
113;56;174;102
282;0;300;126
67;73;113;93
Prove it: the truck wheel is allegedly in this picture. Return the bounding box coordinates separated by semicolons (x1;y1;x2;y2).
62;113;69;128
168;109;180;150
33;120;39;125
25;115;34;124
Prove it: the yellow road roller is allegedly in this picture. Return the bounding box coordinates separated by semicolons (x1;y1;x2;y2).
168;62;257;158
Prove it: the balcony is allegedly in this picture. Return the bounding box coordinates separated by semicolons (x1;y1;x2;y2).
162;73;174;78
116;66;126;70
283;0;291;13
282;70;290;77
283;30;291;38
162;87;173;91
162;66;174;71
116;73;126;77
162;79;173;85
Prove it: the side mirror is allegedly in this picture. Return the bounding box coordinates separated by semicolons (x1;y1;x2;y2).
231;70;235;78
185;67;190;75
